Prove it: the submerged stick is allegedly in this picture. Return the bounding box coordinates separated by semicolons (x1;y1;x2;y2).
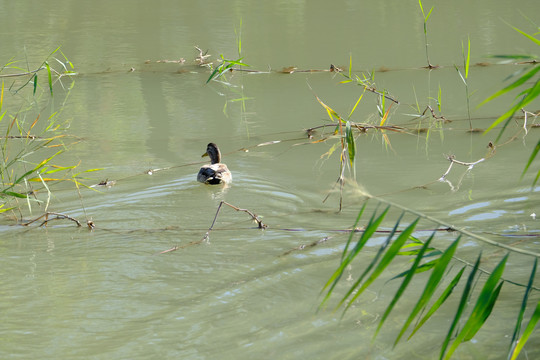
202;201;267;242
159;201;267;254
22;212;83;227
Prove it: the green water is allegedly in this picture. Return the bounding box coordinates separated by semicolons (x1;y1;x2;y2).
1;1;539;359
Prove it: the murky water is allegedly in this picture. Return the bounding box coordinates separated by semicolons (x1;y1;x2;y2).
1;1;540;359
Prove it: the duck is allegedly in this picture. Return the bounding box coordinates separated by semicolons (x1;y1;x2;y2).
197;143;232;185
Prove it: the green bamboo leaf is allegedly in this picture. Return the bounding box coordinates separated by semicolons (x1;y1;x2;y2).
319;202;367;309
340;201;368;261
464;37;470;79
508;258;537;359
321;206;389;310
522;140;540;185
342;215;416;311
443;254;508;360
33;73;37;95
440;253;482;360
394;236;461;346
409;266;466;339
510;300;540;360
2;191;27;198
0;205;15;213
348;89;365;119
486;79;540;136
336;213;404;310
374;230;435;340
511;25;540;46
478;66;540;107
206;64;224;84
390;258;438;279
45;61;53;94
345;121;355;172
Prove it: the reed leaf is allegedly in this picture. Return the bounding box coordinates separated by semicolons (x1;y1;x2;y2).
485;79;540;136
522;139;540;186
394;236;460;345
33;74;37;95
319;202;367;309
45;62;53;94
463;37;470;79
321;205;389;311
409;266;466;339
511;25;540;46
440;253;481;360
342;215;417;312
374;230;434;340
443;254;508;360
478;66;540;107
509;300;540;360
345;121;355;173
508;258;537;360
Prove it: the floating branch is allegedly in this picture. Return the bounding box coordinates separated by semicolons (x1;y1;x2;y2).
22;211;83;228
159;201;266;254
439;154;486;181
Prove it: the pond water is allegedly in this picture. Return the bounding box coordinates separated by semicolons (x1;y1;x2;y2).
1;1;540;359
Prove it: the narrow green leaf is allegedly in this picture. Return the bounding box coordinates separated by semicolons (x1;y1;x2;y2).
511;25;540;46
444;254;508;360
508;258;537;359
464;37;470;79
409;267;466;339
33;73;37;95
348;89;365;119
345;121;355;171
486;79;540;135
522;140;540;182
374;230;435;340
343;216;417;311
2;191;27;198
478;66;540;107
45;61;53;94
425;6;433;22
440;253;482;360
319;202;367;309
395;236;461;345
510;300;540;360
322;206;390;310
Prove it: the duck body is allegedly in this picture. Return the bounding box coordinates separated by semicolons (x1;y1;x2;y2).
197;143;232;185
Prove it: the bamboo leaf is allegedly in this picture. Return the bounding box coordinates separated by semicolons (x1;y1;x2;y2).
522;140;540;185
345;121;355;172
314;94;342;122
343;216;417;311
478;66;540;107
511;25;540;46
322;206;389;311
45;61;53;94
509;300;540;360
486;79;540;136
508;258;537;359
440;253;482;360
394;236;461;345
409;266;466;339
443;254;508;360
348;89;365;119
33;73;37;95
464;37;470;79
374;230;435;340
319;202;367;309
2;191;27;198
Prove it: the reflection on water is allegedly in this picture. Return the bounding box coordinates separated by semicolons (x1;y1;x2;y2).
2;0;540;359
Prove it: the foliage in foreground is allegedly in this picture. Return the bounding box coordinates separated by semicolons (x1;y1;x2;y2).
0;48;98;217
319;200;539;360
